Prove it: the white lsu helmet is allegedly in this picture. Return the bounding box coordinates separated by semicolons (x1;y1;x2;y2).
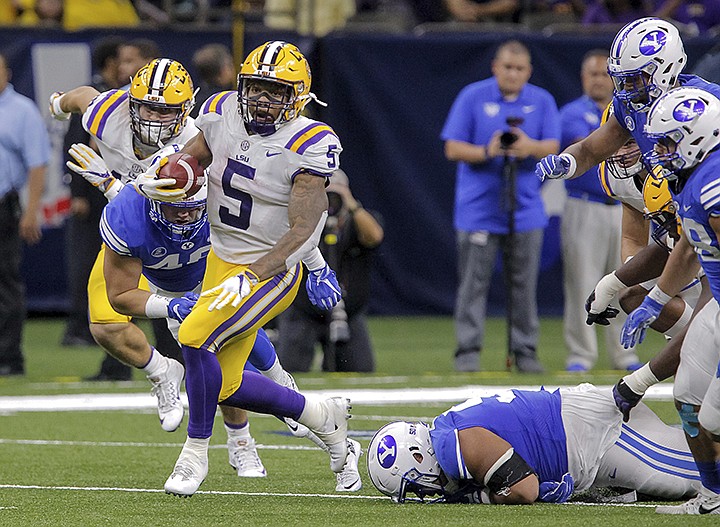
367;421;444;503
608;17;687;112
643;86;720;180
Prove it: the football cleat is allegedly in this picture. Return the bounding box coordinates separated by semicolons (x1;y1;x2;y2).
164;445;208;497
228;437;267;478
335;438;362;492
656;488;720;514
311;397;350;473
148;358;185;432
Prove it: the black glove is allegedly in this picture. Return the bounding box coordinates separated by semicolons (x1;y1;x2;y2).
613;379;644;422
585;291;620;326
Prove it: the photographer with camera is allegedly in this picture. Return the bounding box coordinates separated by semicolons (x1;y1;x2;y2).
442;40;561;373
276;169;384;373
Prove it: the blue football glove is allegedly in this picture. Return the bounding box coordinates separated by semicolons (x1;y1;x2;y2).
306;263;342;310
613;379;643;423
535;154;572;182
620;295;664;349
538;473;574;503
167;292;199;322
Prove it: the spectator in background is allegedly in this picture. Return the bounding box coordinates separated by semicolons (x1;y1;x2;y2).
582;0;649;25
0;51;49;376
277;169;384;373
264;0;356;36
117;39;160;87
191;43;236;117
61;37;122;349
560;49;638;372
444;0;520;23
654;0;720;35
442;40;560;373
693;42;720;85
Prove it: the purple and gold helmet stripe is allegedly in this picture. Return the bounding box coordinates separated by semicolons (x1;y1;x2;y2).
202;91;233;116
285;123;336;154
88;89;128;140
200;264;301;353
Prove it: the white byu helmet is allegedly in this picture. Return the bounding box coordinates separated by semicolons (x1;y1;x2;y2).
367;421;444;502
608;17;687;112
643;87;720;180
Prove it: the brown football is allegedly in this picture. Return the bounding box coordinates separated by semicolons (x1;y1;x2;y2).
156;153;205;197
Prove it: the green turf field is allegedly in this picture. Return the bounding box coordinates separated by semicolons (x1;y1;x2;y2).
0;317;696;526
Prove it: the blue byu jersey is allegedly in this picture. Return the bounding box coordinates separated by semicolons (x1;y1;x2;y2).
612;74;720;155
430;388;567;485
673;151;720;301
99;186;210;293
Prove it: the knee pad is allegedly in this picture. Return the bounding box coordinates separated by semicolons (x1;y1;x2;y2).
678;403;700;438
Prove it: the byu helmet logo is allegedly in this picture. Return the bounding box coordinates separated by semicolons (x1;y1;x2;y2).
639;30;666;56
673;99;705;122
378;435;397;469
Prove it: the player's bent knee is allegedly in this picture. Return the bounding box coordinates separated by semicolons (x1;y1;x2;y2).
676;401;701;438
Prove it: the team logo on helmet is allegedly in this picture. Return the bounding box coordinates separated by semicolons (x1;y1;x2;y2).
673;99;705;122
377;435;397;469
639;31;667;56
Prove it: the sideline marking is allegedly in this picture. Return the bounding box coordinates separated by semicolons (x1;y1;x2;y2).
0;385;675;413
0;438;317;450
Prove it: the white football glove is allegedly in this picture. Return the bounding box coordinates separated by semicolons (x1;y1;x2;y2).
131;157;186;203
201;270;260;311
49;91;71;121
66;143;124;201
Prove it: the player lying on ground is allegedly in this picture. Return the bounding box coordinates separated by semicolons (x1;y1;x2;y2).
368;384;699;504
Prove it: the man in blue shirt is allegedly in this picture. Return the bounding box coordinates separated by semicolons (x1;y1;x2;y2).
442;40;561;373
0;51;49;376
559;49;639;372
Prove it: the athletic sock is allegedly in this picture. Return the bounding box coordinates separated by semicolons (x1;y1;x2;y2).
142;347;167;377
221;370;305;419
183;345;222;439
697;460;720;494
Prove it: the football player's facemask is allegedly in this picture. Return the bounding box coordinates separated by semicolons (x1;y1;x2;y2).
367;421;480;504
149;183;207;242
642;176;680;252
642;87;720;182
238;41;324;136
607;17;686;112
129;58;196;148
606;139;644;179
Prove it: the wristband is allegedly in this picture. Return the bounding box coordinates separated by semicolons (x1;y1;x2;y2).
145;294;170;318
302;247;326;272
52;93;70;119
559;153;577;179
103;180;124;202
623;363;660;395
599;271;628;296
647;285;672;306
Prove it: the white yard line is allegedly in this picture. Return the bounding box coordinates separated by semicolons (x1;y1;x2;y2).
0;384;675;413
0;483;659;506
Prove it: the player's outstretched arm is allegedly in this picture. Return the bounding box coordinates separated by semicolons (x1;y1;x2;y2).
49;86;100;119
458;427;539;505
180;131;213;168
563;117;631;180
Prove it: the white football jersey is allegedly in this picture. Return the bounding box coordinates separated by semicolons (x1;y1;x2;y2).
196;91;342;265
598;161;645;212
81;89;198;183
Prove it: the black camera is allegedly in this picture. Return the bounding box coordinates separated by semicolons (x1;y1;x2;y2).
500;116;524;149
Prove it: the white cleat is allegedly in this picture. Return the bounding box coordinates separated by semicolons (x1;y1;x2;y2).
335;438;362;492
148;359;184;432
164;446;208;497
656;487;720;515
312;397;350;473
228;437;267;478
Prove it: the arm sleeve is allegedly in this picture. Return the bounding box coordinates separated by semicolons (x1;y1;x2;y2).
20;100;51;169
440;87;474;142
539;92;561;142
